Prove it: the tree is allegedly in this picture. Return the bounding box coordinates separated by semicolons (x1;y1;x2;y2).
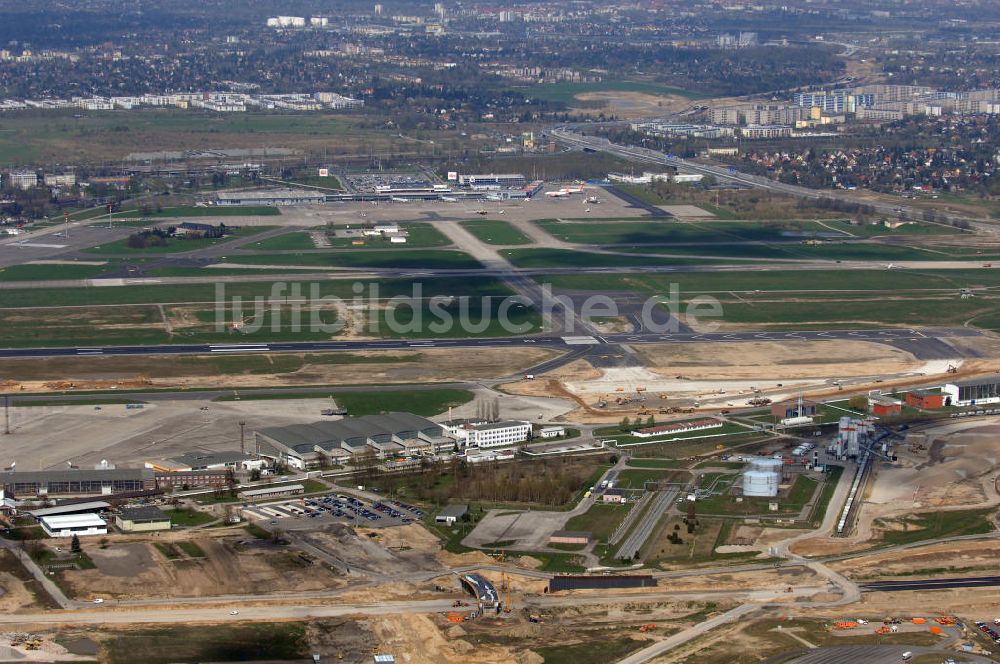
848;395;869;411
620;416;630;429
646;415;655;426
70;534;81;554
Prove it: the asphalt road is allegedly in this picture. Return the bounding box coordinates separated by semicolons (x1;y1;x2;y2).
860;575;1000;592
0;327;971;359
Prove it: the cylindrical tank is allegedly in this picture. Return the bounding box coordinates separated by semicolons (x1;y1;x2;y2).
749;457;783;472
743;470;779;497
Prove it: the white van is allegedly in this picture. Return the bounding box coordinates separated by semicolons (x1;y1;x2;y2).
901;652;912;662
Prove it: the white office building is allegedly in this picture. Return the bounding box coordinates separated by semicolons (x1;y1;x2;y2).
451;420;532;449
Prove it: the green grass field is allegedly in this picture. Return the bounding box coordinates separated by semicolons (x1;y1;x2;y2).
0;263;109;282
545;268;1000;295
535;219;852;245
524;79;709;103
167;509;215;527
563;503;630;543
460;219;532;245
251;224;451;251
372;297;542;338
83;226;274;255
635;242;957;262
502;248;728;268
112;205;280;219
0;276;515;308
877;507;995;546
225;249;481;270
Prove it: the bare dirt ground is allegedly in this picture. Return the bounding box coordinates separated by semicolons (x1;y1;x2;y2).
0;347;560;391
572;91;692;119
62;536;345;600
521;340;981;422
633;340;922;382
367;613;530;664
790;418;1000;557
829;540;1000;580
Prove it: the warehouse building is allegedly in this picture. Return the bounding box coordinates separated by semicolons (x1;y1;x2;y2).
942;379;999;407
38;513;108;538
255;413;449;469
29;501;111;520
239;484;305;501
215;189;326;206
116;505;172;533
146;450;265;473
0;469;156;498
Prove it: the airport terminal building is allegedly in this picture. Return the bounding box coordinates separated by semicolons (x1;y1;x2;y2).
255;412;450;469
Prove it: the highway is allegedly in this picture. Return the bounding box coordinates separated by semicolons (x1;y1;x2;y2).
0;327;969;359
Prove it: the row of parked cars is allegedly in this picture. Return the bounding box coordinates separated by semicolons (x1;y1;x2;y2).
974;620;1000;643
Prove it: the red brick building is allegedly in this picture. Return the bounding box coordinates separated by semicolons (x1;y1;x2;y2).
904;389;947;410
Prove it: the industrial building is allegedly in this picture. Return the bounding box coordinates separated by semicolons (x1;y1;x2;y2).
457;174;526;190
446;420;532;449
942;379;1000;407
215;189;326;206
146;450;264;473
154;470;231;490
539;426;566;439
239;484;305;501
38;513;108;538
904;389;948;410
255;412;449;469
28;501;111;520
0;468;156;498
831;416;877;458
869;395;902;417
770;399;818;419
116;505;172;533
602;488;626;503
742;457;782;497
435;504;468;525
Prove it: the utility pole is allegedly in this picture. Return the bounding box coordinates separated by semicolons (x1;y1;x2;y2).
239;420;246;455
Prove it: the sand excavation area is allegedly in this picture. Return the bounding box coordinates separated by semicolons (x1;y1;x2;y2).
502;339;969;422
57;535;346;601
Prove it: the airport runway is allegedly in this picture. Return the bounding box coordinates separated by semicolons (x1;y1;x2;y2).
0;327;977;359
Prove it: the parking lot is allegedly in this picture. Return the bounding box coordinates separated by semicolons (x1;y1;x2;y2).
241;494;425;531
